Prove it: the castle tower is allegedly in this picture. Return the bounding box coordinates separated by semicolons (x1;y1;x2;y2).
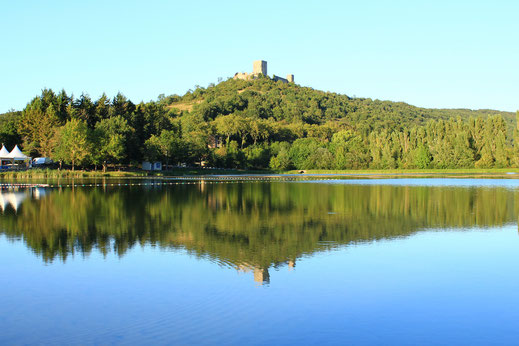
253;60;267;76
287;74;294;83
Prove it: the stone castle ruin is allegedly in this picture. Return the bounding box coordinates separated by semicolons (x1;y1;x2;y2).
233;60;294;83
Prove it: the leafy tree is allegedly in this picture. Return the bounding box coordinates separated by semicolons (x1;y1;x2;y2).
369;130;396;169
475;144;494;168
269;142;292;170
144;134;162;162
307;147;334;169
18;96;60;156
414;145;431;169
144;130;183;167
513;111;519;167
18;97;45;155
94;116;133;171
0;110;22;149
330;130;368;169
289;138;323;170
244;144;270;169
249;119;270;144
52;118;91;170
39;104;60;157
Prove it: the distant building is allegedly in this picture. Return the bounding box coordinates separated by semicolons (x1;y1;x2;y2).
207;135;222;149
233;60;294;83
142;161;162;171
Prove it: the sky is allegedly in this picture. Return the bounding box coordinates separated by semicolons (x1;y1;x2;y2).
1;0;518;113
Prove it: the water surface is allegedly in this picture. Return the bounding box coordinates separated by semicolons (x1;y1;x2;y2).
1;179;519;345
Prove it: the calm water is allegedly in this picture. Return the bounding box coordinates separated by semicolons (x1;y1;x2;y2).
2;178;519;345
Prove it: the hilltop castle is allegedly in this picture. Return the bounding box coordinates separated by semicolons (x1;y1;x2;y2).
233;60;294;83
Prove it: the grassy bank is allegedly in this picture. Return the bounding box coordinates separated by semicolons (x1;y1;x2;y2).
283;168;519;175
0;168;271;179
0;169;148;179
2;167;519;180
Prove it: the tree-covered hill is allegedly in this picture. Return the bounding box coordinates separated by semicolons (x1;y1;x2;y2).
0;76;517;170
164;77;515;134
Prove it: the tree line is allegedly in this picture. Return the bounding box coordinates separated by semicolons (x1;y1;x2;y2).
0;77;517;170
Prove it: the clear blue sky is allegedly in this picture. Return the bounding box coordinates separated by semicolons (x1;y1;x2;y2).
1;0;518;113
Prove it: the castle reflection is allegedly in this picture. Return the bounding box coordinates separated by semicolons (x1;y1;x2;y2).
0;181;517;284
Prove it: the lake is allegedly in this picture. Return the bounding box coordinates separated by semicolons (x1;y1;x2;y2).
2;177;519;345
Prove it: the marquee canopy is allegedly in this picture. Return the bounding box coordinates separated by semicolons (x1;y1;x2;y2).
3;145;29;161
0;145;10;159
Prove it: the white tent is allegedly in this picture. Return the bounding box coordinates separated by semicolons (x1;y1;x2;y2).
6;145;28;161
0;145;10;159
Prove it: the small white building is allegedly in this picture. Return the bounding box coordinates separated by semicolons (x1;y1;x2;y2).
142;161;162;171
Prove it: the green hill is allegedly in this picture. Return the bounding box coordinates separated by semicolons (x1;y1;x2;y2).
164;76;515;134
0;76;517;170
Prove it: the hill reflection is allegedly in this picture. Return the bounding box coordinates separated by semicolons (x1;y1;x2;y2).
0;181;517;284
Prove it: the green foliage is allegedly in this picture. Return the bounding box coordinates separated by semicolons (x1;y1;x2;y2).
0;110;22;149
330;130;369;169
244;144;270;169
52;118;91;170
289;138;325;170
413;145;432;169
269;142;292;170
144;129;183;165
94;116;133;170
1;80;518;170
19;94;60;156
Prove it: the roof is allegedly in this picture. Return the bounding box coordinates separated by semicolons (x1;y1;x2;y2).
0;145;10;159
6;145;29;160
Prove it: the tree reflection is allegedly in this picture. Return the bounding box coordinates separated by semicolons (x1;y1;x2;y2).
0;182;516;284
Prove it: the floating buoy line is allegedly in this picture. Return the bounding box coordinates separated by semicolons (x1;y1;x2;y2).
0;176;316;189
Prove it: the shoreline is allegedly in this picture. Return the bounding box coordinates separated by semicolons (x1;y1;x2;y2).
1;168;519;180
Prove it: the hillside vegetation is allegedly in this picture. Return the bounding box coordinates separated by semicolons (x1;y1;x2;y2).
167;77;514;131
0;76;517;170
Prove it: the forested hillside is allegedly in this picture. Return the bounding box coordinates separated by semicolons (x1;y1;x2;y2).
166;77;515;131
0;76;517;170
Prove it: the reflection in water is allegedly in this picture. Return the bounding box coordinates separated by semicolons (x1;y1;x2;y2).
0;190;27;212
0;181;517;284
